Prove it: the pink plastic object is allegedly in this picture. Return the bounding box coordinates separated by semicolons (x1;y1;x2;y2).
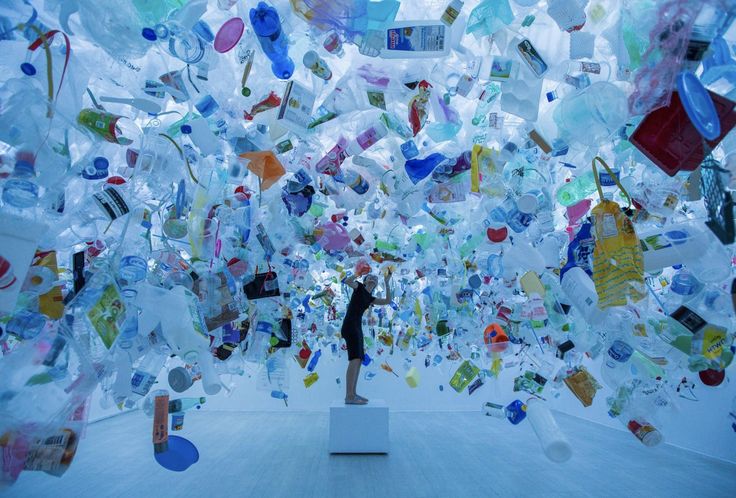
214;17;245;54
318;222;351;252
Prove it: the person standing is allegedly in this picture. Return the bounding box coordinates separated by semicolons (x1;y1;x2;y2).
342;269;392;404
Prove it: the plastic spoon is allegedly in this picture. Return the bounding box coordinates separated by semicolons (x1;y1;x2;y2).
98;96;162;114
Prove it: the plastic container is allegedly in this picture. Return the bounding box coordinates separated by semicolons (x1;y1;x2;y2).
380;21;451;59
553;82;628;146
526;398;573;463
250;2;294;79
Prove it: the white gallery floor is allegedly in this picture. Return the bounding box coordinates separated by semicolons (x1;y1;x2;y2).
6;410;735;498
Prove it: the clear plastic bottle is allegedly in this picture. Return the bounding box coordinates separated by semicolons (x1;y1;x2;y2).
2;149;39;209
600;339;634;389
556;170;597;207
303;50;332;81
126;344;170;407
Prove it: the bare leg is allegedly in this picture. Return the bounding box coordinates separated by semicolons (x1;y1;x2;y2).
345;359;361;399
352;360;361;397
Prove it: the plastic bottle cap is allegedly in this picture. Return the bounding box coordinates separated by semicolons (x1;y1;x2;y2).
517;193;538;213
141;27;157;41
677;71;721;140
20;62;36;76
699;368;725;387
181;124;192;134
94;157;109;171
168;367;193;393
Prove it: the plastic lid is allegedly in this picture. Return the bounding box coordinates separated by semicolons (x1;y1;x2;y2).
153;435;199;472
670;269;701;296
181;124;192;134
168;367;193;393
141;27;157;41
94;157;109;171
677;71;721;140
214;17;244;54
699;368;726;387
517;193;538;214
303;50;319;66
20;62;36;76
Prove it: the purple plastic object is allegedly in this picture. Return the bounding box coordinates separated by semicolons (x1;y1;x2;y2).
214;17;245;54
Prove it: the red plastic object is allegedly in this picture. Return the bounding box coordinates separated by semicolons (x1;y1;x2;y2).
630;90;736;176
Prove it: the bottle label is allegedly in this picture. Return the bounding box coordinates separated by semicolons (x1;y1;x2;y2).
93;187;130;221
441;6;460;26
356;126;383;150
131;371;157;396
516;39;548;77
386;25;446;53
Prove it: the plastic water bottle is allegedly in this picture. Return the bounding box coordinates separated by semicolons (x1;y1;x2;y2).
600;340;634;388
250;2;294;80
556;170;597;207
307;349;322;372
169;397;206;413
1;149;39;209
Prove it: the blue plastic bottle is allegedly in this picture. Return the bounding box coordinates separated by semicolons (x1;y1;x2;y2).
249;2;294;80
307;349;322;372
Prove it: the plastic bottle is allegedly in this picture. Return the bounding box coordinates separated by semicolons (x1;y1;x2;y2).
169;397;206;413
346;122;389;156
250;2;294;80
127;345;170;406
194;94;229;137
560;267;606;325
1;149;39;209
622;413;664;447
307;349;322;372
441;0;464;26
526;398;573;462
78;109;141;146
600;340;634;389
556;170;597;207
303;50;332;80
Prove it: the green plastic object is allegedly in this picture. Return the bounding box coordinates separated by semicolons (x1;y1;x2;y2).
449;360;479;392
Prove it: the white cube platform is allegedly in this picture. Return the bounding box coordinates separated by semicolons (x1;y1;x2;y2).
329;399;389;454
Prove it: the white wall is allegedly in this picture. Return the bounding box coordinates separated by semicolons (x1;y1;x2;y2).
88;344;735;463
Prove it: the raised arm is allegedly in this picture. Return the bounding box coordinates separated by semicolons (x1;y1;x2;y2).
372;271;393;306
343;272;359;290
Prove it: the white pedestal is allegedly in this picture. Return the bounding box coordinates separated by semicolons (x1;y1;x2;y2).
329;399;389;454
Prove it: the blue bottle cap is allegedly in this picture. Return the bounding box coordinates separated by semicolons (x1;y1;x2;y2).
677;71;721;140
141;27;157;41
181;124;192;134
20;62;36;76
94;156;109;171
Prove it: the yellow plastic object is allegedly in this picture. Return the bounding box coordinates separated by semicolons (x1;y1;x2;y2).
449;360;479;393
303;372;319;388
520;271;546;298
405;366;420;388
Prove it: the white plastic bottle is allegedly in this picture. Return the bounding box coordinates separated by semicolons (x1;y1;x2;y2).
560;267;606;325
526;398;573;463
